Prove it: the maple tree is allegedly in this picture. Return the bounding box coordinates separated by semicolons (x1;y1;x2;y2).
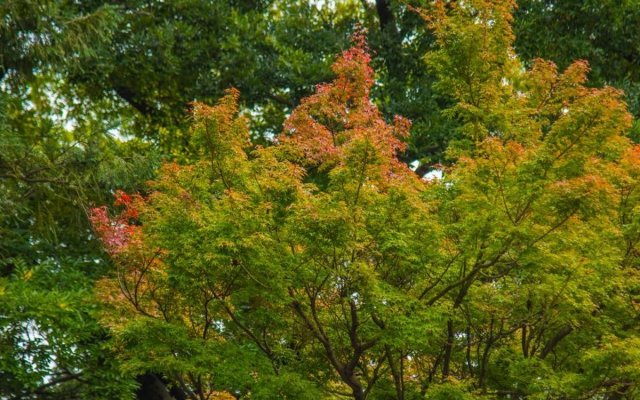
89;1;640;398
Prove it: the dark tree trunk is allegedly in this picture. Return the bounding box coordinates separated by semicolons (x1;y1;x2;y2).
375;0;395;31
136;374;187;400
442;319;454;378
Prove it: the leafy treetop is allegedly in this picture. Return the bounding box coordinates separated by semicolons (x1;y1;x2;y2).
91;1;640;399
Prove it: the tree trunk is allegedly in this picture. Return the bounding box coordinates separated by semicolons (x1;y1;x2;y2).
442;319;454;378
136;374;173;400
136;374;187;400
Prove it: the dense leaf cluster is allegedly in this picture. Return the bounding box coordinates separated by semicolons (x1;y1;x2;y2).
90;3;640;398
2;0;640;399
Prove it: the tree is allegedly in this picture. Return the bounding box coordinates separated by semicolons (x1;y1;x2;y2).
421;2;639;397
3;0;358;147
0;0;454;168
90;37;431;399
0;58;154;400
514;0;640;118
91;2;640;398
0;1;358;398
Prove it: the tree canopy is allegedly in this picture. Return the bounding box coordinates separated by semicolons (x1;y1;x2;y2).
2;0;640;399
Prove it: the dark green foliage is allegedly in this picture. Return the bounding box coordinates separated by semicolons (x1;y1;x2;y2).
514;0;640;116
0;66;156;398
0;258;136;399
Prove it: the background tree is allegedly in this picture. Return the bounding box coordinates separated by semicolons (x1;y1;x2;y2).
1;2;154;395
0;78;154;397
514;0;640;118
5;0;638;165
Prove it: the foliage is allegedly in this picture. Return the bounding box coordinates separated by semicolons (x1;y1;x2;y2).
91;3;640;398
0;0;455;167
5;0;639;166
0;258;136;399
3;1;640;399
0;67;155;397
514;0;640;117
